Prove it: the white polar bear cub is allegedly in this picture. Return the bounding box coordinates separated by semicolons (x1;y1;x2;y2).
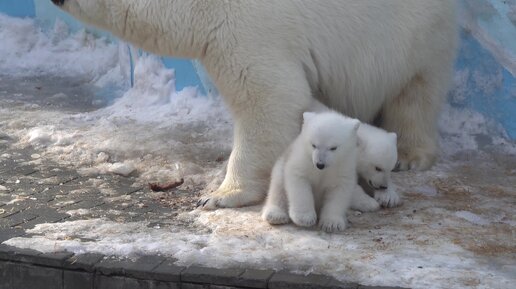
262;111;360;232
309;99;401;210
352;124;401;210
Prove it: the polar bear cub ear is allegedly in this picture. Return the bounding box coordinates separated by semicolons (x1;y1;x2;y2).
303;112;317;123
388;132;397;143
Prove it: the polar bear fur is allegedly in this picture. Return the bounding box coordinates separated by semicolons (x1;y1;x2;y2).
54;0;457;209
310;99;401;209
355;124;401;209
262;111;360;232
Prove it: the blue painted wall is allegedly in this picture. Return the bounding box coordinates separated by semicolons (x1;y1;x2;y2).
0;0;35;17
454;30;516;138
458;0;516;139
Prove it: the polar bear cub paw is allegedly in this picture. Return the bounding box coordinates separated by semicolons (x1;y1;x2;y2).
289;209;317;227
262;206;290;225
375;189;402;208
318;216;348;233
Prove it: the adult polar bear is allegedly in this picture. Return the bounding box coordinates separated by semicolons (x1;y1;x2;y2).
52;0;457;209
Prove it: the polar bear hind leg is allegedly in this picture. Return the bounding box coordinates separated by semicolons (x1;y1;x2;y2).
382;69;450;171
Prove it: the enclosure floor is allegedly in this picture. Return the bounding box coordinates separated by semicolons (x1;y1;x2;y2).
0;75;514;289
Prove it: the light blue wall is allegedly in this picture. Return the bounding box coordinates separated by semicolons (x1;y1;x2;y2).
458;0;516;139
0;0;35;17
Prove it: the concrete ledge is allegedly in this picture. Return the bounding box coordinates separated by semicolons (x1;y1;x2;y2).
0;247;409;289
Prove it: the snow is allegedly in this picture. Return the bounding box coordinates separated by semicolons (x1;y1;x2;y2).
4;201;515;289
455;211;491;226
0;12;515;289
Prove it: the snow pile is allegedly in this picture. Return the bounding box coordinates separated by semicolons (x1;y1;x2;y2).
0;14;126;85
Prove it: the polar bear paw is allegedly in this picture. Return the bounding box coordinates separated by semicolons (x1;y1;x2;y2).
198;187;264;210
351;195;381;212
318;216;348;233
262;206;290;225
396;149;436;171
374;189;402;208
289;210;317;227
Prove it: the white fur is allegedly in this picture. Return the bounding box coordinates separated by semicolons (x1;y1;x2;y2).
262;111;360;232
311;99;401;210
56;0;457;209
356;124;401;209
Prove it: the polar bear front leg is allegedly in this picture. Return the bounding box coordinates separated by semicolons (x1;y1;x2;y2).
199;63;312;210
285;176;317;227
318;186;353;233
382;72;448;171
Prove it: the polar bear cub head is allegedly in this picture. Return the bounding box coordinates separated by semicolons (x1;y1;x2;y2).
357;124;398;190
302;111;360;170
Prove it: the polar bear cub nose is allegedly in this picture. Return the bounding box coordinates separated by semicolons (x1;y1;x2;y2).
316;163;325;170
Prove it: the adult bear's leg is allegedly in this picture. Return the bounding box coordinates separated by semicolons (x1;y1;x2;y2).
382;68;452;171
199;61;312;209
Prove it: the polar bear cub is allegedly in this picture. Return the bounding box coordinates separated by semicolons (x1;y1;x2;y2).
262;111;360;232
309;99;401;210
355;124;401;209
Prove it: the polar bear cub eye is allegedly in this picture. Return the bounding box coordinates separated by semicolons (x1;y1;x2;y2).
375;166;383;172
330;146;337;151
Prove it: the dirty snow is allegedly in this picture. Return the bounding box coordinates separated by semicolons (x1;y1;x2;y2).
455;211;491;226
1;12;515;289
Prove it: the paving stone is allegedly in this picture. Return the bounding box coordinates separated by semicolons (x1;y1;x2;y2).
269;271;348;289
182;266;245;287
181;284;210;289
7;178;47;196
94;275;130;289
358;285;408;289
0;244;42;263
96;255;166;279
151;258;186;282
95;275;180;289
1;201;39;218
209;284;248;289
123;255;167;279
65;199;105;211
7;165;38;176
6;211;38;227
19;208;70;229
64;253;105;272
325;278;360;289
33;251;75;268
0;261;63;289
0;244;73;268
29;190;57;203
233;269;274;288
30;169;80;185
0;261;14;289
0;227;25;242
64;270;94;289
